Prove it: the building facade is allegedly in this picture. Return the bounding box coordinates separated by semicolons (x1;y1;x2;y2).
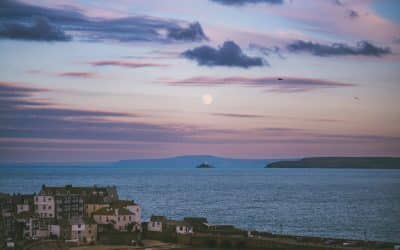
148;215;166;232
34;195;55;218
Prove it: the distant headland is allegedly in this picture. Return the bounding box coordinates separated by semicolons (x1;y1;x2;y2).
266;157;400;169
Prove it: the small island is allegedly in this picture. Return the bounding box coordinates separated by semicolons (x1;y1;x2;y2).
196;162;214;168
266;157;400;169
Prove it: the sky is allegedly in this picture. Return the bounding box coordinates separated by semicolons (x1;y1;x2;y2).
0;0;400;162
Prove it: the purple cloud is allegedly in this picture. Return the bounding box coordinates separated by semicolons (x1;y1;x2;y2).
166;76;355;92
287;40;391;57
0;0;207;43
182;41;266;68
0;17;71;41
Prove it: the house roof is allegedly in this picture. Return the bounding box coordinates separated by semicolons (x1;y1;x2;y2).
150;215;166;222
0;192;11;200
166;220;191;227
84;196;109;204
118;207;135;215
40;185;109;196
92;207;114;216
12;194;34;204
92;207;135;216
184;217;208;224
110;200;136;208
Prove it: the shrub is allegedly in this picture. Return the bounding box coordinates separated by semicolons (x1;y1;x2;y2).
220;239;233;249
205;238;217;248
235;240;246;249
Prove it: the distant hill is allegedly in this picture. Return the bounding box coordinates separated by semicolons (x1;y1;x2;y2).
116;155;277;168
266;157;400;169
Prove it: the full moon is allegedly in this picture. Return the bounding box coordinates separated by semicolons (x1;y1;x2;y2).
202;94;213;105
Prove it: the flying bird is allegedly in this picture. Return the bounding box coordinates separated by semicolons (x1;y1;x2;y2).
277;78;283;81
353;96;360;101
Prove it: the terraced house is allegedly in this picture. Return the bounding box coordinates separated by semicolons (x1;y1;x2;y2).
37;185;118;220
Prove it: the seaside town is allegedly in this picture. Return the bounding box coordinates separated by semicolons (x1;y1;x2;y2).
0;185;398;250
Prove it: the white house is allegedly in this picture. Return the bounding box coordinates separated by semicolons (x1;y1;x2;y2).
148;215;166;232
70;216;85;242
13;194;33;214
175;222;193;235
93;206;140;232
17;204;30;214
110;200;141;221
34;195;55;218
49;224;60;238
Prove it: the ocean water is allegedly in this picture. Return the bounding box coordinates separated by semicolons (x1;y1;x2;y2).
0;165;399;242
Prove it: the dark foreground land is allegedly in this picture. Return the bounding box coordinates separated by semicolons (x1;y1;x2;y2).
21;233;398;250
266;157;400;169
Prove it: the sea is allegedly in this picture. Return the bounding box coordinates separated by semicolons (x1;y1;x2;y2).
0;165;399;243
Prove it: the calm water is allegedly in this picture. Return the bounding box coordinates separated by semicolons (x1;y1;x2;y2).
0;165;399;242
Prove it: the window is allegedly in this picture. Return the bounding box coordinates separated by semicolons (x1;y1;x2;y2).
78;224;81;228
123;216;126;221
43;205;46;210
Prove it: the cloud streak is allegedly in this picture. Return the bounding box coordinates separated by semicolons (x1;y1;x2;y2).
211;113;265;118
287;40;391;57
182;41;266;68
90;60;168;69
58;72;97;78
210;0;283;6
166;76;355;92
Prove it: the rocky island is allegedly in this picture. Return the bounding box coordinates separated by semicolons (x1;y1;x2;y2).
196;162;214;168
